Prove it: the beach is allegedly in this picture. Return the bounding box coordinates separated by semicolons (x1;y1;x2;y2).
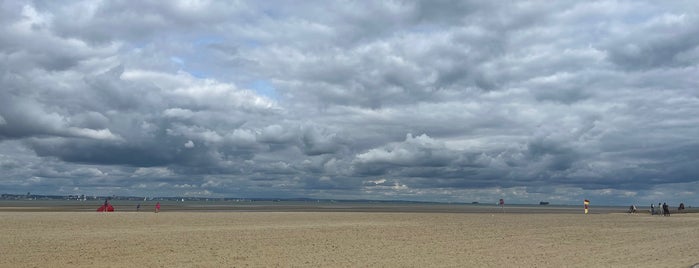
2;210;698;267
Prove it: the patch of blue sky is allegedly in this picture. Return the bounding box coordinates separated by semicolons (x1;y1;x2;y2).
169;56;210;79
186;69;209;79
170;56;185;65
241;39;262;48
193;36;225;46
249;79;278;99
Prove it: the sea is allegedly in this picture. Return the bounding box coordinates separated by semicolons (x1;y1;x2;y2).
0;199;635;214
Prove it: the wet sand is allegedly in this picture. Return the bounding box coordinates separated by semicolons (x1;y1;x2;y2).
2;211;698;267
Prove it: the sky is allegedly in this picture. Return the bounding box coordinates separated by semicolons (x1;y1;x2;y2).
1;1;698;205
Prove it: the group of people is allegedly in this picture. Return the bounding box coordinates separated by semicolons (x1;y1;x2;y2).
649;202;676;216
136;202;161;213
99;199;161;213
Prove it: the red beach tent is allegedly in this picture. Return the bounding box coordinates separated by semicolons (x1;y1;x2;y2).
97;204;115;212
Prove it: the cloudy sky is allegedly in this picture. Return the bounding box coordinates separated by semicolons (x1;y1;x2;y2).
1;1;698;205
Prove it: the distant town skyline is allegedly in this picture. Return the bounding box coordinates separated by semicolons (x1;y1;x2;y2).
1;1;698;205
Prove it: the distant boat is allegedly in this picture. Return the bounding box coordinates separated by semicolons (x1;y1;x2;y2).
539;201;550;205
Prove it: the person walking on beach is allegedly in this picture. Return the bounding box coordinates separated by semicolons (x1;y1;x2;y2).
155;202;161;213
650;203;655;215
102;198;109;213
662;202;670;216
658;203;662;216
136;203;141;212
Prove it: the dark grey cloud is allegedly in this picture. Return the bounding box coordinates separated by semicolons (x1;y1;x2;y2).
34;0;251;44
1;1;698;204
604;13;699;70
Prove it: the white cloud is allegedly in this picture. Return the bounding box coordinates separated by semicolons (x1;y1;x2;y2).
133;167;174;178
201;180;222;188
65;127;122;141
184;189;211;196
163;108;195;119
355;133;452;166
184;140;194;148
121;70;280;112
69;167;106;177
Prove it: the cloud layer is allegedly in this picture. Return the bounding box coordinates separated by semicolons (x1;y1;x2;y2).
1;1;698;204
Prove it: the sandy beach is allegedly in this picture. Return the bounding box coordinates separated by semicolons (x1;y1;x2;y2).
2;211;698;267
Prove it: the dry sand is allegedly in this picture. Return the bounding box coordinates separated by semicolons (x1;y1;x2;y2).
2;211;698;267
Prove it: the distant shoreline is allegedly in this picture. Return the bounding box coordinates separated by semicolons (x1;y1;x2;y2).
3;200;694;214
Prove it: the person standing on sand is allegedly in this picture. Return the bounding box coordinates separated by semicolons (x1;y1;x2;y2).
650;203;655;215
103;198;109;213
662;202;670;216
155;202;161;213
658;203;662;216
